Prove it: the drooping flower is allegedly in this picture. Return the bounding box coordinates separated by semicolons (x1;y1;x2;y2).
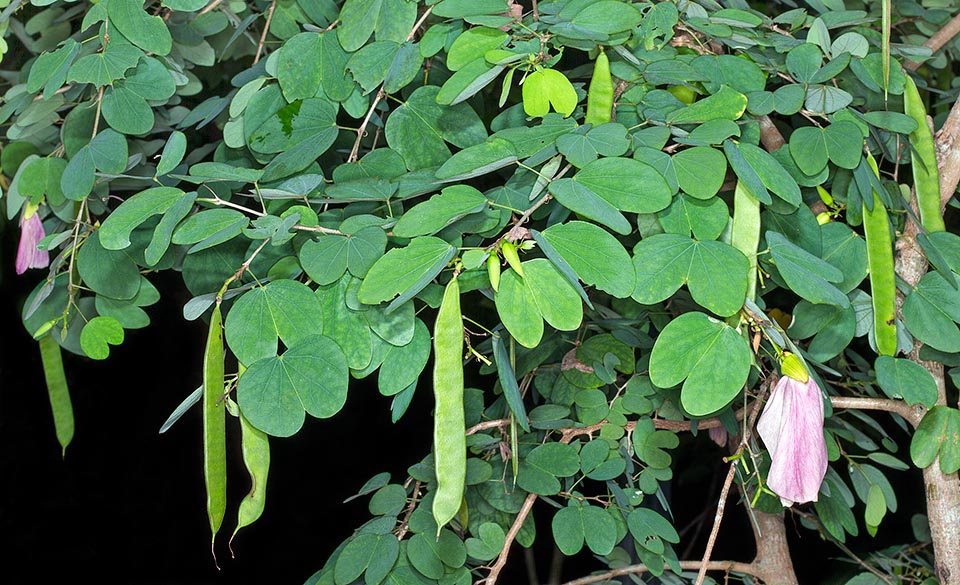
756;355;828;507
16;205;50;275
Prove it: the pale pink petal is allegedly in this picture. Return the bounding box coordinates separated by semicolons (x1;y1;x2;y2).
16;213;50;275
709;425;728;448
757;376;828;506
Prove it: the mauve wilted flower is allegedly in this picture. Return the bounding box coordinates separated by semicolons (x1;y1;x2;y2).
756;359;828;507
709;425;728;448
16;209;50;275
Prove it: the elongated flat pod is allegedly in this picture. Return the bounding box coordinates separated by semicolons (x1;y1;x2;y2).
904;74;945;233
863;154;898;356
203;305;227;563
38;333;74;457
431;275;465;537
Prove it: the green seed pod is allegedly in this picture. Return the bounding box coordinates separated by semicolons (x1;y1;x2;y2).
487;253;501;292
432;276;466;536
501;240;524;277
585;48;613;126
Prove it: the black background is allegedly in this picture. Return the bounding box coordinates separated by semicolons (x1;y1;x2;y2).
0;224;919;585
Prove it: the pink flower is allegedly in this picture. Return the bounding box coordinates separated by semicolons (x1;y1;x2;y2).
16;211;50;275
756;374;828;506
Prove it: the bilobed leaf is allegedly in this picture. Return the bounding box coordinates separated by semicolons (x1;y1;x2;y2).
384;85;488;170
248;98;338;156
393;186;488;238
786;42;822;83
902;272;960;352
79;315;125;360
224;280;325;366
171;209;248;253
437;58;505;106
378;318;430;395
447;27;508;71
522;69;577;117
99;187;186;250
495;268;543;348
789;126;829;176
346;41;399;94
101;86;154;135
67;39;142;86
88;129;128;174
237;335;349;437
524;258;583;332
156;131;187;176
632;233;749;317
358;236;457;306
648;311;751;415
570;0;643;35
823;121;864;169
658;193;729;241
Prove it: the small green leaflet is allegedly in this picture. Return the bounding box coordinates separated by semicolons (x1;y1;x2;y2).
539;221;635;299
875;356;938;407
666;85;748;124
79;315;125;360
766;231;849;307
494;260;583;349
911;406;960;474
393;186;488;238
99;187;187;250
358;236;457;311
107;0;173;56
299;226;387;285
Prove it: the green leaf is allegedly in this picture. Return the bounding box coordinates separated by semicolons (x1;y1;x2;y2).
548;178;631;235
394;186;488;238
786;42;822;83
672;146;727;199
491;331;530;431
358;236;457;307
821;222;868;293
346;41;400;94
432;0;508;18
570;1;642;35
384;85;488;170
574;157;673;214
525;258;583;332
658;193;729;241
911;406;960;474
789;126;829;176
237;335;349;437
522;69;578;117
649;311;752;415
447;27;508;71
27;39;80;98
494;267;543;348
556;123;630;168
666;85;748;124
875;356;938;408
156;131;187;176
107;0;173;56
902;272;960;352
277;33;323;101
79;315;125;360
434;137;517;181
77;231;142;300
171;209;248;253
67;39;142;86
99;187;186;250
628;507;680;554
224;279;325;366
317;275;374;371
737;142;801;207
122;55;176;101
61;149;96;201
767;231;849;307
823;121;864;169
145;191;196;266
632;233;749;317
378;318;430;395
248;98;338;157
88;129;129;174
540;221;635;298
551;505;586;555
437;58;505;106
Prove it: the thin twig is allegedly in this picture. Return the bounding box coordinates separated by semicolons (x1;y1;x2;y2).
347;6;434;163
252;0;276;65
904;11;960;71
561;560;758;585
198;0;224;15
476;492;537;585
694;381;770;585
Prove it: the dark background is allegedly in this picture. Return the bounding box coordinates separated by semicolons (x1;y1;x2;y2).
0;224;919;585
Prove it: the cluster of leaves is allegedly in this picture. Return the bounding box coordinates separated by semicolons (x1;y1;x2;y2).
4;0;960;582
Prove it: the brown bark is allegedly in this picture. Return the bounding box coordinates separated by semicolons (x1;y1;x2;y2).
750;511;800;585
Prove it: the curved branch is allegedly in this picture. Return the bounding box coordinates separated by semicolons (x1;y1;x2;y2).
905;11;960;71
561;560;757;585
829;396;925;428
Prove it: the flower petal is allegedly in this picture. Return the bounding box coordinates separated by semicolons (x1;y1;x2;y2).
16;213;50;275
757;376;828;506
